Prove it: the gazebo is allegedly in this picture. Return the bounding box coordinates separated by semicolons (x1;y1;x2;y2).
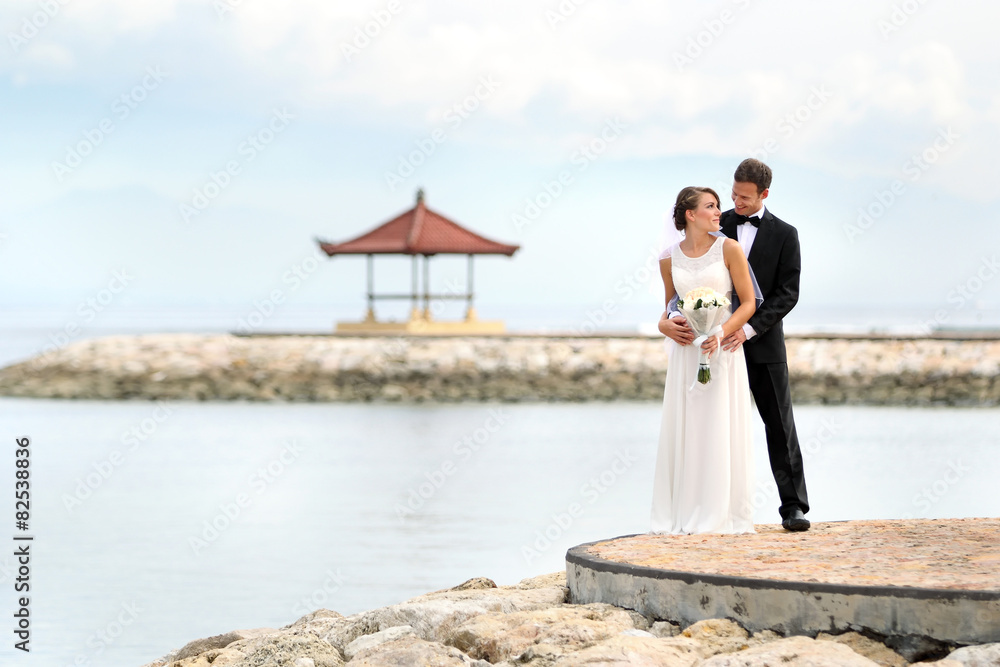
317;190;520;334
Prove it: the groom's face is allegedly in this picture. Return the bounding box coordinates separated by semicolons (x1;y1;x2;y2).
731;181;768;217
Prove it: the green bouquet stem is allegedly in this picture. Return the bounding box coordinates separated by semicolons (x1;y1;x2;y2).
697;364;711;384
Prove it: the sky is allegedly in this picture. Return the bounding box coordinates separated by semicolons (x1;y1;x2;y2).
2;0;999;333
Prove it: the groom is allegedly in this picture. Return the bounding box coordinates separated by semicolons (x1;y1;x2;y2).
663;158;810;531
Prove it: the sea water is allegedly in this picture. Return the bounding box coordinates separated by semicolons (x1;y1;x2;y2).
0;398;997;666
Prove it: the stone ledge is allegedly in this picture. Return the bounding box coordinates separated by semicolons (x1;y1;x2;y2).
566;519;1000;652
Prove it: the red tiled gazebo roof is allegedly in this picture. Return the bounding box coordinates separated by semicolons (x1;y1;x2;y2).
318;191;519;257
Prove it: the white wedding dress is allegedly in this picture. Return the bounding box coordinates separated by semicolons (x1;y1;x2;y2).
650;236;755;534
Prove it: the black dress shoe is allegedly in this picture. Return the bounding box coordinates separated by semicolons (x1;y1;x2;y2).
782;508;810;532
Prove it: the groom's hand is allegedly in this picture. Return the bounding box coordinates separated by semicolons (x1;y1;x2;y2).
722;328;747;352
660;314;694;345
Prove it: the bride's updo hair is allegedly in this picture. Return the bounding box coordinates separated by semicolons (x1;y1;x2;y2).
673;186;720;231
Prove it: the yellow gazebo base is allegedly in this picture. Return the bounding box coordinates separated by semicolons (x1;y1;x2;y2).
336;313;506;335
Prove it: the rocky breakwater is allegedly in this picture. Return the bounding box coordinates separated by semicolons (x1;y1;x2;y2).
787;337;1000;406
140;572;999;666
1;333;998;405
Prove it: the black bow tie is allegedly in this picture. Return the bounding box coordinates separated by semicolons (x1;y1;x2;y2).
734;214;760;227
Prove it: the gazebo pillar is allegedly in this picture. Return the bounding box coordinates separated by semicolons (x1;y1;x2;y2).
465;254;477;322
421;254;432;321
409;255;420;322
365;254;375;322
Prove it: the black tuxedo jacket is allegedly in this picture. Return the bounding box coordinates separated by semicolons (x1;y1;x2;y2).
721;208;800;364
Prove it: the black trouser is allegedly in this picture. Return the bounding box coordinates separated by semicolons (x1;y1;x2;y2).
747;361;809;518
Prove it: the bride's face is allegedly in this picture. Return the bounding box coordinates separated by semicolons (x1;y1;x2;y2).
687;194;721;232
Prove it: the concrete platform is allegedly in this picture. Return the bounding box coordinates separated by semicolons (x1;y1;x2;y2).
566;518;1000;647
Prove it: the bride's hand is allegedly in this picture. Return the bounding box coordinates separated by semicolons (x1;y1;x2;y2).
701;334;720;357
659;313;694;345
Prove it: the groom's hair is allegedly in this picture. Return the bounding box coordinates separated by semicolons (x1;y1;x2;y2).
673;186;720;230
734;158;772;194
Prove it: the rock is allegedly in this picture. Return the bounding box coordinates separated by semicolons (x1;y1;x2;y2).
817;631;907;667
379;384;406;401
449;577;498;591
699;635;882;666
155;647;253;666
343;626;417;661
549;633;702;666
946;642;1000;666
650;620;681;638
746;629;783;647
277;614;366;656
681;618;750;657
347;635;488;666
176;628;277;660
446;602;649;663
176;649;245;666
514;572;568;592
620;629;654;638
289;610;344;626
225;633;344;666
348;578;567;646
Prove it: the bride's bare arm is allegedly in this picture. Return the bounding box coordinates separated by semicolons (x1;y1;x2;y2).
659;257;675;310
657;257;694;344
721;239;757;339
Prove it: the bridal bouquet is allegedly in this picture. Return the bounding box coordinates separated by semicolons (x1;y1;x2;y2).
676;287;731;385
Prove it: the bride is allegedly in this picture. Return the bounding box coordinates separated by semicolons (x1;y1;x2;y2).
650;186;758;535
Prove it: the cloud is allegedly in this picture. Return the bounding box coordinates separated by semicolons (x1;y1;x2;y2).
3;0;998;197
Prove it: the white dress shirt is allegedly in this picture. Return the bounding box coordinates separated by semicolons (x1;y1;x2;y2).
737;207;765;340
